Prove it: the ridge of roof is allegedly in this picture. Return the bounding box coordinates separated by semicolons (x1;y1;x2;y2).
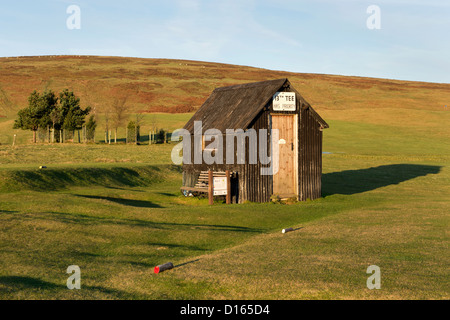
183;78;329;133
213;78;288;92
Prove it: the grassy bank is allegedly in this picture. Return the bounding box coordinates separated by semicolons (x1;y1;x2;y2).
0;163;180;193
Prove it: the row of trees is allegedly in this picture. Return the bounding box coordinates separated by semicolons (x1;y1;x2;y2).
14;89;94;143
13;89;172;145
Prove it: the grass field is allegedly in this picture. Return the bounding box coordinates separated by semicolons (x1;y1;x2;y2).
0;56;449;300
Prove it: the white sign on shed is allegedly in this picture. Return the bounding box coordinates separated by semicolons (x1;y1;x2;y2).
213;177;228;195
273;92;296;111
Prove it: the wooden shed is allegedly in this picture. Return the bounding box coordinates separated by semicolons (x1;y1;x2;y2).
181;78;329;203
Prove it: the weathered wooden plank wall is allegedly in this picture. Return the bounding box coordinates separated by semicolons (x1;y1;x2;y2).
298;107;323;201
182;85;324;203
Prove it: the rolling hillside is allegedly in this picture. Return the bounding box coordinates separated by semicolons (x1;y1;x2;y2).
1;55;449;128
1;55;449;147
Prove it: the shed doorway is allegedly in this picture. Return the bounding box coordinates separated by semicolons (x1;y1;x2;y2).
271;114;298;198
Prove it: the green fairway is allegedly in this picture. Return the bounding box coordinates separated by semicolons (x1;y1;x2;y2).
0;117;449;299
0;56;449;300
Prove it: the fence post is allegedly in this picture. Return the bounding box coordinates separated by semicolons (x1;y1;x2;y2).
208;170;213;205
226;170;231;204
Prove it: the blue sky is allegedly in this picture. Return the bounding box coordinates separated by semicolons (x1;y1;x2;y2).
0;0;449;83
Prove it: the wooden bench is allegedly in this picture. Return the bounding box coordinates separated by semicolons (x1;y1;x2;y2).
181;170;232;204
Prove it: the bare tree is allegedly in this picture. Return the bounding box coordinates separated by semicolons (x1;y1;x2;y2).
82;80;100;139
50;108;62;143
104;110;110;144
112;96;129;143
134;113;145;145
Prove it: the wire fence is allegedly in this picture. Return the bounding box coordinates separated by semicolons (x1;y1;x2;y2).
32;126;173;145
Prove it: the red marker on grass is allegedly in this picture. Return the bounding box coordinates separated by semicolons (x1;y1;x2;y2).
154;262;174;274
